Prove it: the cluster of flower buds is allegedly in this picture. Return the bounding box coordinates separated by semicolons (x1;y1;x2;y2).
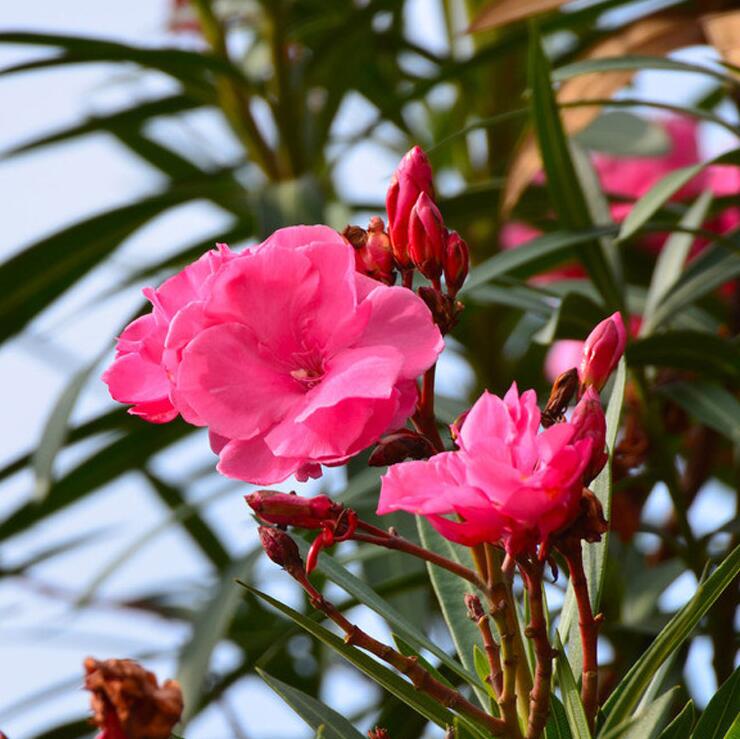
386;146;470;296
248;491;356;574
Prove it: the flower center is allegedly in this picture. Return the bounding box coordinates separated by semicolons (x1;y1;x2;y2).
289;348;325;389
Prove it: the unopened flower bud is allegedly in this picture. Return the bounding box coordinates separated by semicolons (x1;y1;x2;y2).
258;526;304;577
344;217;395;285
408;193;446;280
368;429;436;466
579;312;626;392
246;490;340;529
571;387;608;484
386;146;434;269
368;728;391;739
442;231;469;297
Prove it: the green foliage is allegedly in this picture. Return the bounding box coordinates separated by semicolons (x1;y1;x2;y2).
1;0;739;736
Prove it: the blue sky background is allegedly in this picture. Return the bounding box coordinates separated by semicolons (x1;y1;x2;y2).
0;1;737;737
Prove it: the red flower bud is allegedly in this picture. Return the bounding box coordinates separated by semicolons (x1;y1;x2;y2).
579;312;626;392
344;217;395;285
386;146;434;269
258;526;304;576
571;387;608;484
408;192;446;280
246;490;340;529
442;230;469;297
368;728;391;739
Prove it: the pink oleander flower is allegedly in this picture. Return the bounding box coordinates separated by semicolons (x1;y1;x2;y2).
102;244;236;423
386;146;435;269
106;225;444;485
579;312;626;392
378;383;593;555
571;387;608;484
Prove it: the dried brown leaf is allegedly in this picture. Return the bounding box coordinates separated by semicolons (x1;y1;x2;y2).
502;12;705;215
469;0;569;33
702;10;740;70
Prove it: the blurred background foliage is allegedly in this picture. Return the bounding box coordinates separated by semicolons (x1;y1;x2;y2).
0;0;738;737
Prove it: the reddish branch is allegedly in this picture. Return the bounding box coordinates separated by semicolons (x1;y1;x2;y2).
562;543;602;732
519;559;555;739
466;595;504;699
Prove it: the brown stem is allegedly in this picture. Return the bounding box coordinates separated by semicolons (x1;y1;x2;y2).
485;545;533;722
353;523;486;592
519;559;554;739
402;269;414;289
414;365;445;453
563;543;601;733
488;582;525;739
476;614;504;699
293;575;508;736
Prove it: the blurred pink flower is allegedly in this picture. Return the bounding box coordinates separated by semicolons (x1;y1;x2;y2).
102;244;235;423
105;225;444;484
378;382;592;555
544;339;584;384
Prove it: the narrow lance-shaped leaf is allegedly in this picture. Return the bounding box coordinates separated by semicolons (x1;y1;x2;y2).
690;667;740;739
257;669;365;739
527;25;624;312
601;544;740;731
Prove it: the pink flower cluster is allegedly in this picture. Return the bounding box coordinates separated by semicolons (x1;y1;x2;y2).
377;317;622;556
104;225;443;484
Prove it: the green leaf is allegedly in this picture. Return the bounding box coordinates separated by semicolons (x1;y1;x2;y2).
527;25;623;313
545;694;574;739
257;669;365;739
178;552;260;724
554;634;591;739
473;644;496;699
574;112;669;157
242;584;458;729
617;149;740;242
640;191;714;336
31;358;98;502
722;714;740;739
416;517;489;707
600;687;679;739
305;546;483;691
601;544;740;732
627;332;740;382
647;243;740;331
656;700;694;739
691;667;740;739
553;55;737;87
463;226;615;293
559;358;626;671
533;291;605;344
659;382;740;445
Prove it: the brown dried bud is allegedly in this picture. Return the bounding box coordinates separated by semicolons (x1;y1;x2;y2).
554;489;608;550
258;526;304;577
464;593;485;622
417;286;463;335
541;368;578;427
83;657;183;739
344;219;395;285
368;429;436;466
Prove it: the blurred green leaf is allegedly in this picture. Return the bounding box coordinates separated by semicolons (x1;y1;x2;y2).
416;517;489;707
574;112;669;157
600;687;678;739
527;25;623;313
627;332;740;382
640;191;714;336
618;150;740;242
257;669;365;739
554;634;591;739
657;382;740;445
242;583;458;729
690;667;740;739
656;700;694;739
545;694;573;739
601;544;740;732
